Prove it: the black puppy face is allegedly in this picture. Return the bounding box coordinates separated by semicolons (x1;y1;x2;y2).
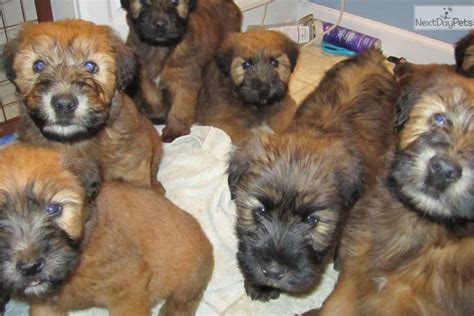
391;79;474;221
3;20;136;142
217;29;299;107
228;134;361;301
0;145;97;299
455;30;474;78
122;0;196;46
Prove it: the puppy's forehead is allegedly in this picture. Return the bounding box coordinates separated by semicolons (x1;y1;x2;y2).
228;29;291;58
0;145;84;205
129;0;191;18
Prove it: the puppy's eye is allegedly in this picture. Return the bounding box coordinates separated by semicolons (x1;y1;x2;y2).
46;203;63;217
304;215;319;226
33;60;46;73
253;206;266;215
433;113;448;126
242;60;253;70
169;0;179;6
84;61;99;74
270;58;279;68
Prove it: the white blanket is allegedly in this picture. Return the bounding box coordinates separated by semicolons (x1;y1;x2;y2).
6;126;338;316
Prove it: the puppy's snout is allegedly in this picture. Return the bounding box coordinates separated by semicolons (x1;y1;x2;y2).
16;257;45;276
51;94;78;114
428;156;462;187
261;262;286;280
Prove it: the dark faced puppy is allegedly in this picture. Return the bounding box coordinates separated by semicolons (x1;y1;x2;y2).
318;72;474;316
228;49;399;301
3;20;165;193
195;29;299;144
0;144;99;300
122;0;242;142
455;30;474;77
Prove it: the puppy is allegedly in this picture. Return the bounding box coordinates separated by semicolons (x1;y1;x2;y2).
318;72;474;316
228;49;399;301
122;0;242;142
3;20;165;194
0;144;213;315
195;28;299;144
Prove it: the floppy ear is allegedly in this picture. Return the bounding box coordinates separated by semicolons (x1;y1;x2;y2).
335;156;364;211
2;36;22;82
227;148;250;200
216;47;234;76
283;39;299;72
454;31;474;77
120;0;130;10
189;0;197;13
62;155;102;203
108;29;137;91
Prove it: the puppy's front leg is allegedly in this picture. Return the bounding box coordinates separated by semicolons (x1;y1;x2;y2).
161;69;202;142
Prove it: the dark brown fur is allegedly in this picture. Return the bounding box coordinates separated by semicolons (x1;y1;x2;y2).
319;73;474;316
195;28;299;144
455;30;474;77
3;20;165;193
228;49;399;301
122;0;242;142
0;144;213;315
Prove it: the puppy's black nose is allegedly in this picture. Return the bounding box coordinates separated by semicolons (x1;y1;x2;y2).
51;94;78;113
428;156;462;188
261;263;286;280
16;258;45;276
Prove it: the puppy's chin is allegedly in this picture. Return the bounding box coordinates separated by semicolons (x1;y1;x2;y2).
29;110;107;143
236;226;322;296
389;149;474;222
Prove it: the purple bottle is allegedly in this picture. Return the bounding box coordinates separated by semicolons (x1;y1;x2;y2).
322;23;381;53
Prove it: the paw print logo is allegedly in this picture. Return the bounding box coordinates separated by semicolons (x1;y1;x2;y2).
440;7;453;19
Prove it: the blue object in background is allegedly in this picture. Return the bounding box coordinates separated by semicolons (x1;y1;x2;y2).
0;134;16;146
322;42;356;56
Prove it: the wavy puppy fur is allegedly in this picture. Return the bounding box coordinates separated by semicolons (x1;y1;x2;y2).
228;49;399;301
3;20;165;194
196;28;299;144
319;71;474;316
122;0;242;142
0;144;213;316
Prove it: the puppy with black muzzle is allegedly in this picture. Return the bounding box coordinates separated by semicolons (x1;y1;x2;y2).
228;49;399;301
0;144;213;315
196;28;299;144
3;20;165;193
122;0;242;142
455;30;474;77
317;71;474;316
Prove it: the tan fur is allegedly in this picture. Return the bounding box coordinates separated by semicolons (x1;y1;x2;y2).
319;73;474;316
196;29;299;144
30;182;213;316
5;20;165;194
125;0;242;142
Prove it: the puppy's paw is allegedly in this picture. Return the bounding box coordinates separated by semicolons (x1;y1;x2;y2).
161;125;190;142
244;280;281;302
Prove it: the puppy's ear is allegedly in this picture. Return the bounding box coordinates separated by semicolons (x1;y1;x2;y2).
62;155;102;202
454;31;474;77
335;158;364;210
108;30;137;91
216;47;234;76
120;0;130;10
283;39;299;72
189;0;197;13
3;36;22;82
227;148;250;199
